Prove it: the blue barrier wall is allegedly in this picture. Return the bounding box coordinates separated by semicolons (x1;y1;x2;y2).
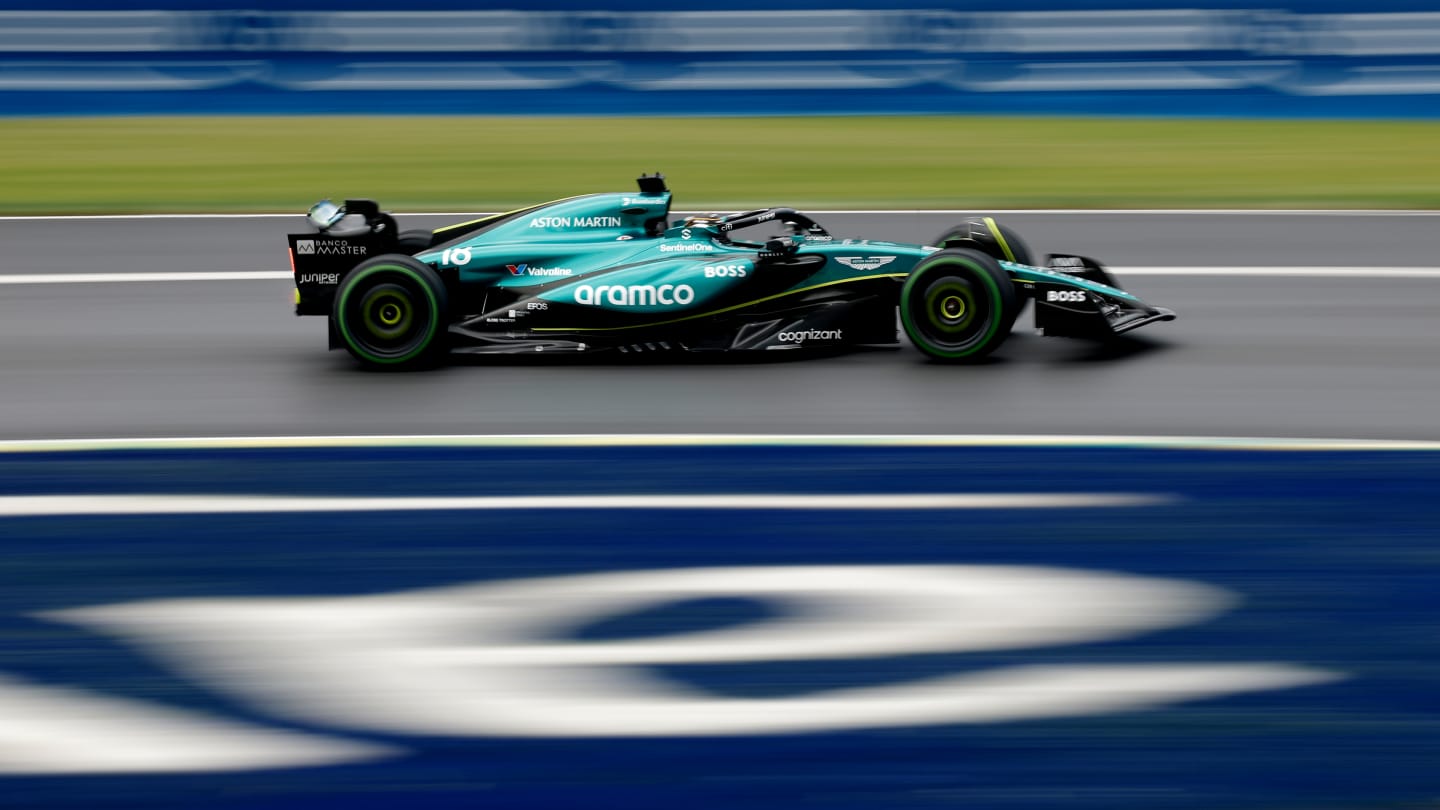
1;3;1439;117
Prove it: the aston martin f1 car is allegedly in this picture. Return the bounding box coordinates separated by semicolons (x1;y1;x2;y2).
287;174;1174;368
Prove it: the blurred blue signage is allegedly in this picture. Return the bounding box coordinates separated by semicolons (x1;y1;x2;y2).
0;8;1437;117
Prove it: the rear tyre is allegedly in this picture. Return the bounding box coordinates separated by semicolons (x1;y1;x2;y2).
397;229;435;253
900;248;1019;362
332;255;448;369
931;217;1035;266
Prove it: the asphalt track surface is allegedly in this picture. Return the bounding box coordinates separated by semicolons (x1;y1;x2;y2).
2;211;1438;441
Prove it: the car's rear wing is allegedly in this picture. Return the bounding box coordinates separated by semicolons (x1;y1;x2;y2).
288;199;399;316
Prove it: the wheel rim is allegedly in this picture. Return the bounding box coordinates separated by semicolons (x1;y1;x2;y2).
337;266;439;363
939;295;966;320
910;275;994;352
362;286;414;339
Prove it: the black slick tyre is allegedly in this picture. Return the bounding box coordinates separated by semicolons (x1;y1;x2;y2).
900;248;1019;362
931;217;1034;266
397;229;435;253
332;255;448;369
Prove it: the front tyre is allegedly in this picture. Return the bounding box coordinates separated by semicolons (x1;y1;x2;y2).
931;217;1035;266
332;255;448;369
900;248;1019;362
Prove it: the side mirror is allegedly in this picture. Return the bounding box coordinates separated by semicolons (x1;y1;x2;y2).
765;237;796;254
760;237;799;261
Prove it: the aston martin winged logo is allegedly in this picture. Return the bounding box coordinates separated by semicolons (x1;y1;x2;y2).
835;256;897;271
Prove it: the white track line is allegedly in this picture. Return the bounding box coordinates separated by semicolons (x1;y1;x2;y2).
4;267;1440;285
4;434;1440;453
3;210;1440;221
0;272;291;284
1118;267;1440;279
0;492;1168;518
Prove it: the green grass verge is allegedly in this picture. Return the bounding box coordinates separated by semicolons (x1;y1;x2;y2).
3;116;1439;213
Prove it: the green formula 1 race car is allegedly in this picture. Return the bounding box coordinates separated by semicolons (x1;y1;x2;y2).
287;174;1174;368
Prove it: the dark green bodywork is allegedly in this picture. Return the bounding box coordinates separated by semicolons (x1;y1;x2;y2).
289;177;1174;359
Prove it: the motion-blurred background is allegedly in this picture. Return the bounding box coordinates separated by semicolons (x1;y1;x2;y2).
2;0;1439;212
